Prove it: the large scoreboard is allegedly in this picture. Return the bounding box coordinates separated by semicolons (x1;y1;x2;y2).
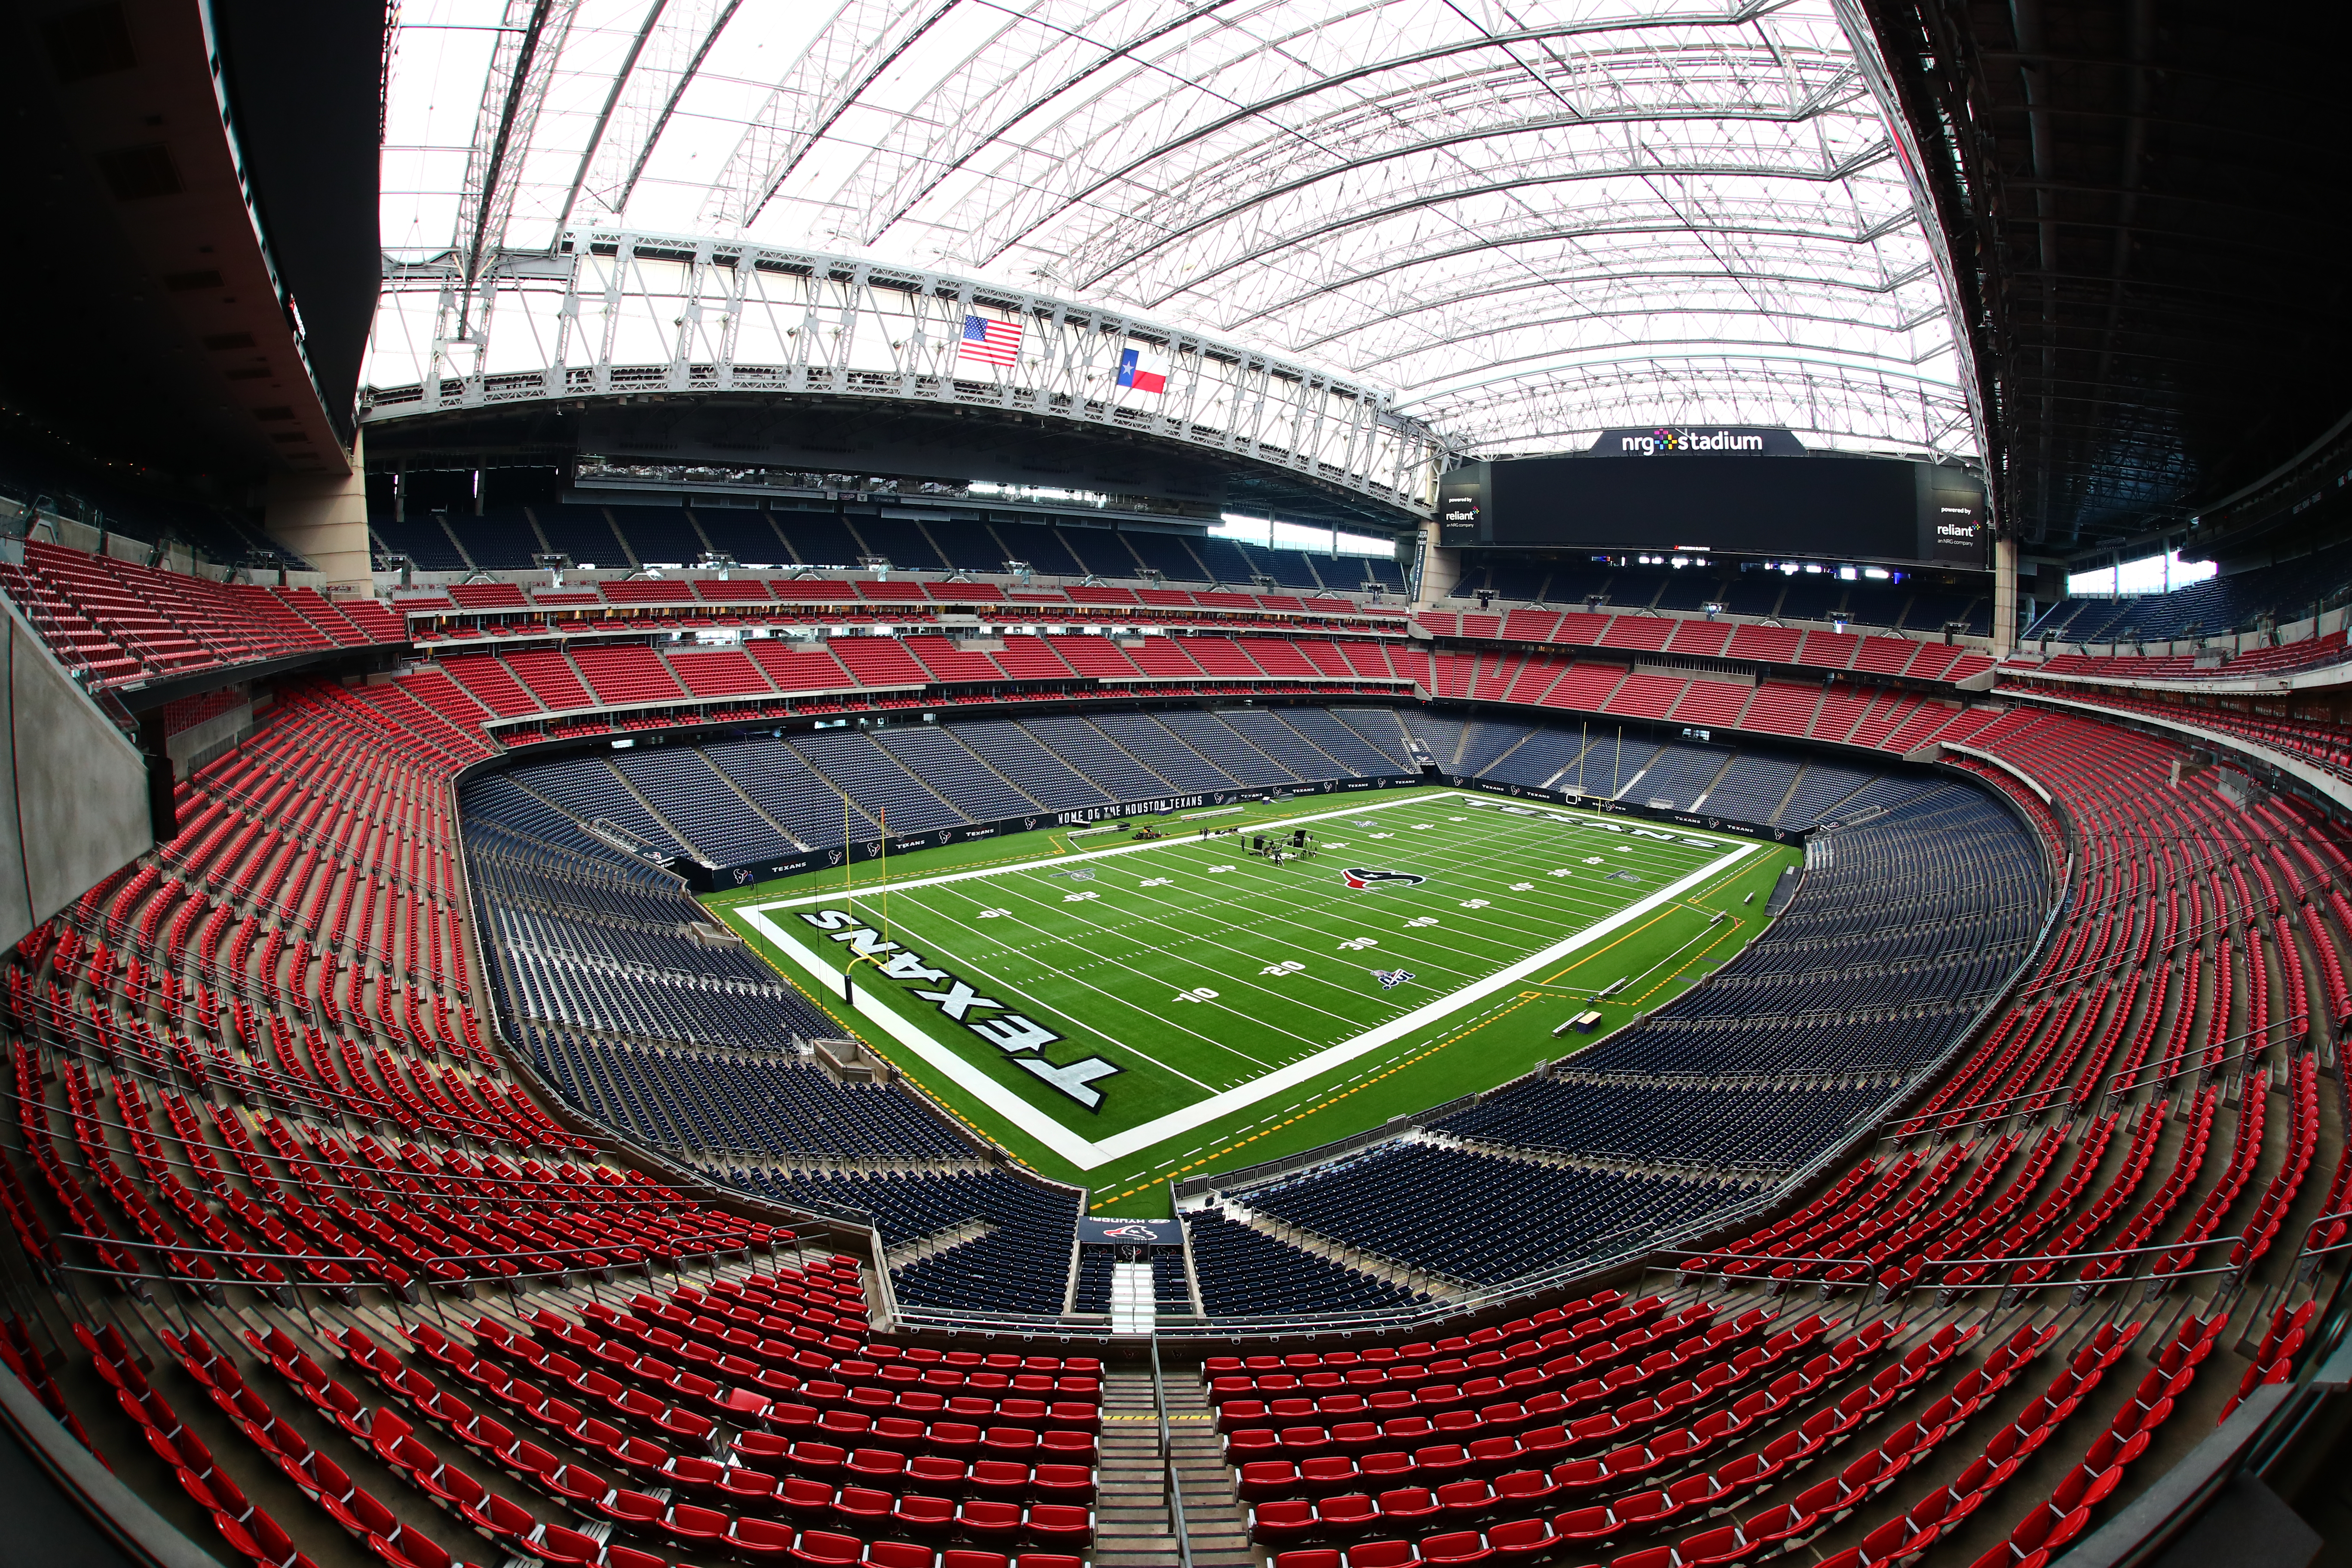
1438;430;1989;571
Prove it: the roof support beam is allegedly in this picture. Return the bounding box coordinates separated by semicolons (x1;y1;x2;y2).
1227;212;1923;334
977;5;1795;267
1085;99;1880;285
554;0;746;232
450;0;579;335
1117;147;1898;303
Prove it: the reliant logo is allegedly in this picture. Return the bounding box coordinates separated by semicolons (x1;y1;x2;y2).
1623;427;1768;456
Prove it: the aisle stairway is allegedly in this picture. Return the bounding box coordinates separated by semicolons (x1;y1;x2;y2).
1097;1365;1254;1567
1111;1261;1155;1334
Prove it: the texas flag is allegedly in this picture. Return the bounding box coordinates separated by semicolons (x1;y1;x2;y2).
1117;344;1169;395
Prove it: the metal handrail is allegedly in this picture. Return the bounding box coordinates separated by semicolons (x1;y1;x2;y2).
0;1078;686;1216
49;1225;663;1276
1673;1224;2276;1283
1890;1020;2304;1143
898;1189;2338;1344
2107;1016;2307;1096
1148;1332;1194;1568
2007;855;2348;1003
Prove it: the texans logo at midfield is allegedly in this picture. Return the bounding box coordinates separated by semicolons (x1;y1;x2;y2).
1342;867;1426;890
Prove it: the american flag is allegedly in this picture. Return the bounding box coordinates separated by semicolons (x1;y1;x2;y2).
1371;969;1415;989
959;313;1023;368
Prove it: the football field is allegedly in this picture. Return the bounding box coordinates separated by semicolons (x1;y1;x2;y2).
716;788;1799;1211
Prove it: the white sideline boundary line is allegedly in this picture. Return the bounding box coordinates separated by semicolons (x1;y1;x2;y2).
734;791;1757;1170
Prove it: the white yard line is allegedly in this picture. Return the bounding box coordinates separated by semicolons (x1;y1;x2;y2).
979;871;1366;1023
894;898;1245;1087
962;808;1711;1052
737;791;1759;1170
979;870;1419;1032
815;789;1465;899
1127;818;1718;959
913;886;1293;1075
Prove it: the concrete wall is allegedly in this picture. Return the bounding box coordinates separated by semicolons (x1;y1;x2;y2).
1413;519;1461;609
2020;601;2350;664
264;429;372;594
1993;536;2019;655
0;599;156;951
165;697;254;780
12;507;331;590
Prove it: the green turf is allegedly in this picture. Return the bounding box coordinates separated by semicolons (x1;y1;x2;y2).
705;788;1800;1215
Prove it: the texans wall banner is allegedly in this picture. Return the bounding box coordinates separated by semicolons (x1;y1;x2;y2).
1078;1217;1184;1245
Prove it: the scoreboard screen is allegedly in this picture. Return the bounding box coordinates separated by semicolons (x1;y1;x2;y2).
1437;443;1988;570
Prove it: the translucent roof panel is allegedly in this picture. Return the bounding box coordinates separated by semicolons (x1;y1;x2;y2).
378;0;1976;462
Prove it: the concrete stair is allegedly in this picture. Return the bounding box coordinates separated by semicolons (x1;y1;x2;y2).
1110;1261;1157;1334
1095;1365;1255;1568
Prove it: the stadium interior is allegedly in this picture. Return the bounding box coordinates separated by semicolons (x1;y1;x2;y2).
0;3;2348;1568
